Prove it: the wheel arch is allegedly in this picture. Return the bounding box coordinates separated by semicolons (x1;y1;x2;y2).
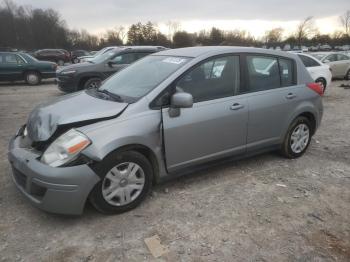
78;74;103;90
89;143;161;184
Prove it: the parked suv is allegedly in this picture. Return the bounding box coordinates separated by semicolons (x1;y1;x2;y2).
8;47;323;215
34;49;70;66
56;46;167;92
0;52;57;85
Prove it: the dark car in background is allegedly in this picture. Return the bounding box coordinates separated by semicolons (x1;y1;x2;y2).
34;49;70;66
71;50;91;64
56;46;167;92
0;52;57;85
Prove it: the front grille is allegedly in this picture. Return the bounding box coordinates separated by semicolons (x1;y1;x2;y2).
12;168;27;189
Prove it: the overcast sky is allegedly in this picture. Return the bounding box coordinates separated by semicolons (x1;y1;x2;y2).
14;0;349;37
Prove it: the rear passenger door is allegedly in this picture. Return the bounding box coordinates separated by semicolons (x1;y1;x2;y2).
0;53;25;81
241;54;302;151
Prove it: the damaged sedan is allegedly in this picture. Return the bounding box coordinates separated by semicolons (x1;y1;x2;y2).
8;47;323;215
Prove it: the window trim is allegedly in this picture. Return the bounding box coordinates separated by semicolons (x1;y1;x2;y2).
240;53;297;94
149;53;242;109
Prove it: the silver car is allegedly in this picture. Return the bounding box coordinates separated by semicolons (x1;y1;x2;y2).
8;47;324;215
310;52;350;79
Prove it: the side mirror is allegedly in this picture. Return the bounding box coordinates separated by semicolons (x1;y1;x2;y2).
323;59;330;63
107;61;116;67
171;92;193;108
169;91;193;117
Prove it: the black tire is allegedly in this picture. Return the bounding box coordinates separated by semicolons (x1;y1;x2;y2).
89;150;153;214
315;77;327;93
25;71;41;85
280;116;312;159
73;58;80;64
83;77;101;89
346;69;350;80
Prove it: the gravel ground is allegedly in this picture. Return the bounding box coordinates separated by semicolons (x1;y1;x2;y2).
0;80;349;262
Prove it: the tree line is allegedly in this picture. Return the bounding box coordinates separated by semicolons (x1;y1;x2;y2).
0;0;349;51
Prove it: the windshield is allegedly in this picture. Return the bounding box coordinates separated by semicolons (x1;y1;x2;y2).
310;53;326;61
90;50;118;64
98;55;191;102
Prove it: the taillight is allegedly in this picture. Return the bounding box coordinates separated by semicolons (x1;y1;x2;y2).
307;83;323;96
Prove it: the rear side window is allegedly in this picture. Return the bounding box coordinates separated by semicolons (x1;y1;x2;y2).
337;54;349;61
111;53;134;64
245;55;295;93
246;56;280;92
134;52;151;60
298;54;320;67
279;58;293;87
325;54;337;62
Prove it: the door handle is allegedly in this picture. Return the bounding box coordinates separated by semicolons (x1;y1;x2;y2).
230;103;244;110
285;93;296;99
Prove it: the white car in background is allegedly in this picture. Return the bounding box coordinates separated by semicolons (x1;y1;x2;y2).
297;53;332;92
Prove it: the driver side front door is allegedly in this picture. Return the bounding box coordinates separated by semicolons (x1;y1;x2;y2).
162;55;248;172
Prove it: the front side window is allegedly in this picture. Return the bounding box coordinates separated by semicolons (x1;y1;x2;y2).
97;55;191;102
246;56;280;92
176;56;240;103
111;53;134;64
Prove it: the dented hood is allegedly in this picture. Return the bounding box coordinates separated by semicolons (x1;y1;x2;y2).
26;91;128;142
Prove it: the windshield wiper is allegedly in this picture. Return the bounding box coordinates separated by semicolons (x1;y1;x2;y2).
96;89;123;102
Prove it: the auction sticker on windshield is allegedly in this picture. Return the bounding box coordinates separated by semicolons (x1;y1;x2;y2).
162;57;187;64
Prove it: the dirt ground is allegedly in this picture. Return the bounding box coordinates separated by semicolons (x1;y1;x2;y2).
0;80;349;262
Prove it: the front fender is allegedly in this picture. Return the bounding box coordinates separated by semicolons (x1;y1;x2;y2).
78;111;166;177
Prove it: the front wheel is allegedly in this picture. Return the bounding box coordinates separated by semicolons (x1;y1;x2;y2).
83;77;101;89
89;151;153;214
280;116;312;158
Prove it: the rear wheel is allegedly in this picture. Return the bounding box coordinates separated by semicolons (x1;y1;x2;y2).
25;71;41;85
315;77;327;93
83;77;101;89
89;150;153;214
73;58;80;64
280;116;312;158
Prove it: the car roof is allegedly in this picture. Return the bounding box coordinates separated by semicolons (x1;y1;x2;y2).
154;46;299;59
119;46;167;51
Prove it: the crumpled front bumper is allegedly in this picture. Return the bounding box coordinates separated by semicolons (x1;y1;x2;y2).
8;135;100;215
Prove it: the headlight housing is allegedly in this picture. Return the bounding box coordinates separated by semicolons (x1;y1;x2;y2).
61;70;76;75
41;129;91;167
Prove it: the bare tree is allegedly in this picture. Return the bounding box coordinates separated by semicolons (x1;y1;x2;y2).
296;16;316;48
166;21;181;40
264;28;284;45
340;10;350;35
